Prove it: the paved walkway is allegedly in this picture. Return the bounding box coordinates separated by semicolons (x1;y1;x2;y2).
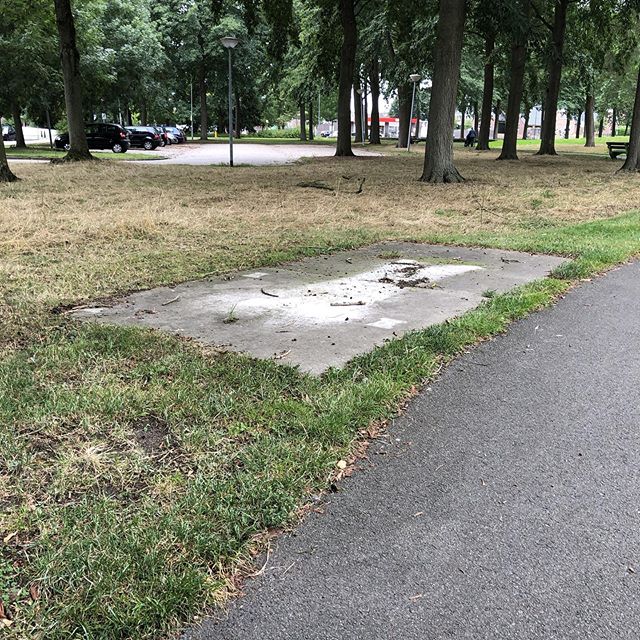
133;142;379;165
185;262;640;640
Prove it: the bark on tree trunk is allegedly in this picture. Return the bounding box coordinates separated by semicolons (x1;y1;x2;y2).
420;0;466;183
575;111;582;138
308;101;314;140
473;101;479;132
335;0;356;157
598;114;604;138
199;63;207;140
476;34;495;151
126;107;133;127
300;102;307;141
353;83;362;143
522;100;531;139
459;103;466;140
537;0;569;155
624;120;629;136
396;83;411;148
564;111;571;139
619;66;640;172
584;92;595;147
612;107;617;136
11;103;26;149
53;0;92;161
369;59;381;144
140;99;147;125
363;79;368;141
498;27;527;161
492;99;501;140
0;129;18;183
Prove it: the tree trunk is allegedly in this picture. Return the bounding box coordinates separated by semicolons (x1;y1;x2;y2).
564;111;571;139
492;99;501;140
198;63;207;140
0;130;18;183
498;25;527;161
598;114;604;137
420;0;466;183
308;101;314;140
522;101;531;139
537;0;570;156
140;99;147;125
369;59;381;144
363;79;368;141
335;0;356;157
353;82;362;143
619;66;640;172
53;0;92;161
476;34;495;151
575;110;582;138
625;120;629;136
300;102;307;140
584;92;595;147
612;107;617;136
459;103;466;140
473;101;479;132
396;83;411;148
126;107;133;127
11;103;26;149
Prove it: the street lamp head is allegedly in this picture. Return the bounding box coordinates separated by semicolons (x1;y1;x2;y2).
220;36;239;49
409;73;421;84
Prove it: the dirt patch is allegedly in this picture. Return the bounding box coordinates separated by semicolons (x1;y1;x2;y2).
132;415;172;455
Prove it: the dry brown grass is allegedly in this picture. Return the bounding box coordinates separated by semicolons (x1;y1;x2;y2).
0;147;637;344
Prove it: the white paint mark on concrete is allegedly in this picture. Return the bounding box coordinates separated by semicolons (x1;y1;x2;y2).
205;262;482;327
242;272;269;279
367;318;407;329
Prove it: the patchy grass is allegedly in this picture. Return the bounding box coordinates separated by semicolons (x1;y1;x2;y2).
1;148;640;639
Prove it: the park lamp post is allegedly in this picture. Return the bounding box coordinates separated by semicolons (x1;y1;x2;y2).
220;36;239;166
407;73;421;151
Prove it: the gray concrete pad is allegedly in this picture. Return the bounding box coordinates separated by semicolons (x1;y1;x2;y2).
74;243;567;373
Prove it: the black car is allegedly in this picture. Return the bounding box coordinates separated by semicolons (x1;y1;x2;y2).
54;123;130;153
163;126;186;143
2;125;16;141
125;126;161;150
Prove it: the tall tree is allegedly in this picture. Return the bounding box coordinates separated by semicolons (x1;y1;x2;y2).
619;66;640;172
536;0;570;156
369;57;381;144
0;128;18;183
498;2;529;161
335;0;356;156
53;0;92;161
421;0;466;183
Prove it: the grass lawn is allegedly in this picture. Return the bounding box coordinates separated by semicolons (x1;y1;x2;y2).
1;146;640;639
5;147;166;161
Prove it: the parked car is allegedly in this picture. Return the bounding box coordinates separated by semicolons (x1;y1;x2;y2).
125;126;161;150
54;123;130;153
150;125;170;146
163;126;186;143
2;125;16;141
164;129;179;145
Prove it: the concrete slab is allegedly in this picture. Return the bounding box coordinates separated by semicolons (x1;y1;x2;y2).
73;243;567;374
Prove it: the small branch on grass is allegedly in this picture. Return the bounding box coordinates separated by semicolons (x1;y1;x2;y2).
260;288;279;297
330;301;366;307
161;295;180;306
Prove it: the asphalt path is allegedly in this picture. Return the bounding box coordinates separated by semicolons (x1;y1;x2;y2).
185;261;640;640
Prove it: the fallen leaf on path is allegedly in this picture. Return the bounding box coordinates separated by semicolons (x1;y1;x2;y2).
336;460;347;470
29;584;40;602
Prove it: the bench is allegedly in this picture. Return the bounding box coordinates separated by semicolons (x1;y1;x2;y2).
606;141;629;159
